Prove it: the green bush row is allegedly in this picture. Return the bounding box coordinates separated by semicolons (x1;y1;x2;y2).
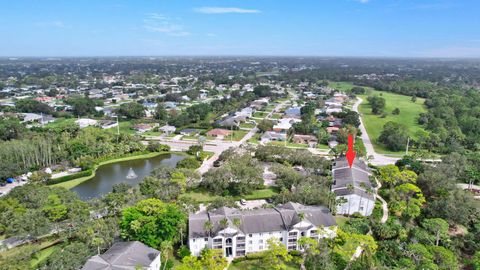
46;169;93;185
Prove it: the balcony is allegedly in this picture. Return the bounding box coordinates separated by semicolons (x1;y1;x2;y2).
236;243;246;249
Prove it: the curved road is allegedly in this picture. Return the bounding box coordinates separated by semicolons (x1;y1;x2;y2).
352;97;400;166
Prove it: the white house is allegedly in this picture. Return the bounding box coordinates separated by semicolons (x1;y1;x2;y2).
188;202;337;258
331;158;376;216
81;241;161;270
75;118;98;129
159;125;176;135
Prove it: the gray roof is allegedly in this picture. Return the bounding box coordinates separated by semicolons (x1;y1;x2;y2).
81;241;160;270
189;202;336;238
331;157;371;190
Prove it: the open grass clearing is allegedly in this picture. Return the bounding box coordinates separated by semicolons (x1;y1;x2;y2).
358;89;426;155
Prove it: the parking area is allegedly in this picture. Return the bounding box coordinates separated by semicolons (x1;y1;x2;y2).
0;181;27;197
237;199;268;210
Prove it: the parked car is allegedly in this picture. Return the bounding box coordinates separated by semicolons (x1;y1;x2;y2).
213;160;221;167
240;199;247;205
0;182;6;187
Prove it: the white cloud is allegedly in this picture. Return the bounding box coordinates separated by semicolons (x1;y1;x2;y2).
35;21;65;28
355;0;370;3
143;13;190;37
194;7;260;14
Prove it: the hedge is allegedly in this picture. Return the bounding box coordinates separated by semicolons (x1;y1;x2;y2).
46;169;93;185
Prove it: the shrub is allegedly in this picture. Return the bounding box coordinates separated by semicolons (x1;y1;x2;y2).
177;246;191;259
245;251;267;260
46;169;92;185
186;145;203;155
177;157;201;169
147;141;171;152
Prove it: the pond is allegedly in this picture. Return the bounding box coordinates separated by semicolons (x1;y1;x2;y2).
71;153;186;200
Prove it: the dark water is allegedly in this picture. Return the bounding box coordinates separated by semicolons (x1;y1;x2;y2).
72;153;185;200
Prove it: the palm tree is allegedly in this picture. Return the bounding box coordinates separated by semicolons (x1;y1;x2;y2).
359;182;367;214
365;187;374;216
232;218;242;230
219;218;229;229
346;183;354;215
326;191;337;213
160;240;173;270
203;220;213;238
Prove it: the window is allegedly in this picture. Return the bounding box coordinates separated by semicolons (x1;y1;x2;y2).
204;238;208;242
259;245;264;250
259;233;263;236
193;239;196;243
249;234;253;237
259;239;263;244
249;240;253;244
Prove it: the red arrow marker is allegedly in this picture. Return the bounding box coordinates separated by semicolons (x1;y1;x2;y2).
346;134;356;168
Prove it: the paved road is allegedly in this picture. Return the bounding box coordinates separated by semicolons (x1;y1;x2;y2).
352;97;400;166
0;181;27;197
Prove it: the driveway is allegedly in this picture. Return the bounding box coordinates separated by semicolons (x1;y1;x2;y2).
237;199;268;209
352;97;399;166
0;181;27;197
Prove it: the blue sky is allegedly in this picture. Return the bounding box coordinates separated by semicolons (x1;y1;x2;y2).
1;0;479;57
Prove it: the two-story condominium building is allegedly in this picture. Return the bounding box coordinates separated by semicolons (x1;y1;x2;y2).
188;202;337;258
331;157;376;216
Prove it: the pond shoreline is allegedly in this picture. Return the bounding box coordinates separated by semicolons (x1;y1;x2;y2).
51;151;188;190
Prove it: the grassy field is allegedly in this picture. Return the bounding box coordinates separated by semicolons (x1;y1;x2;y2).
240;122;256;129
269;113;282;120
229;260;299;270
358;89;426;154
253;112;269;119
329;81;358;92
180;188;278;203
30;245;60;268
331;82;427;155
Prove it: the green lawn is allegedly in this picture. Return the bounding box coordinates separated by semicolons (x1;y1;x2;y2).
231;130;249;141
229;260;299;270
335;216;350;227
244;188;278;200
30;245;60;268
317;143;330;150
269;113;282;120
268;141;308;149
43;117;76;129
248;133;262;144
180;188;278;203
240;122;256;129
253;112;269;118
329;81;358;92
358;89;426;155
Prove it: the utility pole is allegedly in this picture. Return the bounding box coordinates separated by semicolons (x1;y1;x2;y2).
405;137;410;155
116;115;120;135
